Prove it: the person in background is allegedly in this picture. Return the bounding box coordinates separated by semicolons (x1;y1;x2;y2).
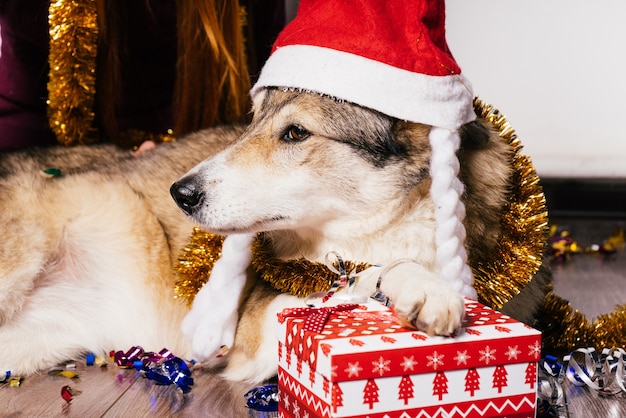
0;0;288;152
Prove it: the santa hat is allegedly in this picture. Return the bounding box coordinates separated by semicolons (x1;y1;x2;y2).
251;0;477;299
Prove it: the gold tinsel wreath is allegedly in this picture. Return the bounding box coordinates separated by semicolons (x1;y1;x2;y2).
474;101;626;356
173;100;626;357
539;289;626;357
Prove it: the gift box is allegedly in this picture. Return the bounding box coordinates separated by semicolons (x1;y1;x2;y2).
277;299;540;418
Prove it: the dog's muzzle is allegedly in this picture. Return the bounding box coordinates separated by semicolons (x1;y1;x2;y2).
170;177;204;216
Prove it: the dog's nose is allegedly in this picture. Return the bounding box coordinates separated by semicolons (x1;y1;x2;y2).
170;178;204;215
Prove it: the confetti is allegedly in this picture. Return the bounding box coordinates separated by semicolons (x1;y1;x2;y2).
48;369;79;379
61;385;81;403
244;384;279;414
85;353;95;366
40;168;62;178
111;347;194;393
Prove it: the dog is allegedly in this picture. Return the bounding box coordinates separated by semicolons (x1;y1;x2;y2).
170;87;550;382
0;88;548;382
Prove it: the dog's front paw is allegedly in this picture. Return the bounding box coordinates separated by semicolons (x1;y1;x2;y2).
179;233;254;366
392;279;465;336
181;305;237;365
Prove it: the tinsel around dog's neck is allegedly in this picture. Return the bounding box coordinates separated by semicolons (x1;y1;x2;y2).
173;99;626;357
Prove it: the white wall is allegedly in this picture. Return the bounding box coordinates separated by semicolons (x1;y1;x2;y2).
446;1;626;178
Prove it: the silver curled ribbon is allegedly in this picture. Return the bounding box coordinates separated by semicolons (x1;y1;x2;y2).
305;251;367;306
565;347;626;395
538;347;626;414
537;354;566;416
370;258;419;308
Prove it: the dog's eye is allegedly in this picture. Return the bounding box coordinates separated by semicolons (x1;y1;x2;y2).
282;125;311;142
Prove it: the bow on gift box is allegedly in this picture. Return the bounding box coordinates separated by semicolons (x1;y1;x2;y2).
303;251;369;306
277;304;360;333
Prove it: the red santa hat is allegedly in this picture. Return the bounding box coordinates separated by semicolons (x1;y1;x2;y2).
251;0;476;299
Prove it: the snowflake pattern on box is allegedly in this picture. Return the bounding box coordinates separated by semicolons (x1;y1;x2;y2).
278;299;540;417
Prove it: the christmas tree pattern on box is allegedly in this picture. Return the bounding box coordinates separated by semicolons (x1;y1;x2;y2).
276;299;540;418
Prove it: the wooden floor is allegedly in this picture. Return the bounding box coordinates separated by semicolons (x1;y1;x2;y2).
548;217;626;418
551;218;626;319
2;361;253;417
2;218;626;417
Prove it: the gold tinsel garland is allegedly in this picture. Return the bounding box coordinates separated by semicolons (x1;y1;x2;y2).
47;0;99;146
539;288;626;357
470;99;549;309
174;228;224;305
250;234;372;298
47;1;177;148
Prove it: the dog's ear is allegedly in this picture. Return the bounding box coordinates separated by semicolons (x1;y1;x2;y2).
459;120;490;149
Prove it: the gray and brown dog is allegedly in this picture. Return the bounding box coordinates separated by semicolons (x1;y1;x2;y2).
0;88;549;382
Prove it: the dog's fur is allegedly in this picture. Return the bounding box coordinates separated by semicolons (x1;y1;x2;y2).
0;126;240;373
0;88;549;382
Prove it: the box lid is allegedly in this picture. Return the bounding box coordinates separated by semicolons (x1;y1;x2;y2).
277;299;541;382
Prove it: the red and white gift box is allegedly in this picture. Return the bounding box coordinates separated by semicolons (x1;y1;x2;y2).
276;299;541;418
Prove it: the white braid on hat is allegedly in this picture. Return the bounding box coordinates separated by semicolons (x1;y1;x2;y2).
429;127;476;299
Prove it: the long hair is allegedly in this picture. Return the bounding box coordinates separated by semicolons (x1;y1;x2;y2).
175;0;251;135
95;0;250;143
